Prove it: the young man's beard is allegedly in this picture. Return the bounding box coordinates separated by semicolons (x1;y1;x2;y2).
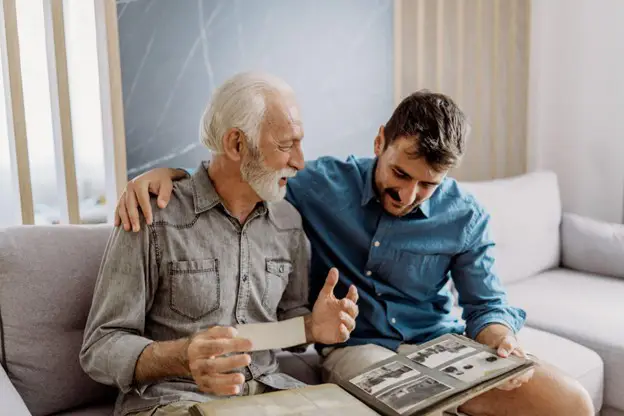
240;147;296;202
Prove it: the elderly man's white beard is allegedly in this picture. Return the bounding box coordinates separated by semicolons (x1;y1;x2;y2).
241;153;297;202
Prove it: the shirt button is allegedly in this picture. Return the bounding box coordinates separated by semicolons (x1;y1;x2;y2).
373;241;381;247
376;292;382;296
242;274;248;282
391;318;397;324
366;270;372;276
279;265;284;273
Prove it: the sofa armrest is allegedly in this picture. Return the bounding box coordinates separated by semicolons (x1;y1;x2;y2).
561;212;624;278
0;366;31;416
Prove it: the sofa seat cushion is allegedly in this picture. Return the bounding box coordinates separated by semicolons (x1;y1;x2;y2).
450;304;604;411
0;225;117;416
516;326;604;412
276;345;322;385
506;268;623;411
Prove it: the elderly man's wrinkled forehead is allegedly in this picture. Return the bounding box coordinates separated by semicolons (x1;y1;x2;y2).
261;92;303;142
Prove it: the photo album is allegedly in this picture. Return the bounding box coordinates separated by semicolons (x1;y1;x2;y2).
339;333;536;415
189;333;535;416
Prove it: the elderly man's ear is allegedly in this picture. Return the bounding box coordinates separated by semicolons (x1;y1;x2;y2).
222;128;244;161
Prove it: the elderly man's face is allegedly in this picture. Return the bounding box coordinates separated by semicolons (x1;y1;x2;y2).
240;94;304;202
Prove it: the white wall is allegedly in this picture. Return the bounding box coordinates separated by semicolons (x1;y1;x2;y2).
528;0;624;223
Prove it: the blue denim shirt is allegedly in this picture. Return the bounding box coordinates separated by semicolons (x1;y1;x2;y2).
284;156;525;351
186;156;526;351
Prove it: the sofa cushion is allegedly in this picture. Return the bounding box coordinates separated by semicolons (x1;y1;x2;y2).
561;213;624;279
0;225;116;416
450;305;604;411
601;407;624;416
460;171;561;284
276;345;322;385
516;326;604;412
506;268;624;411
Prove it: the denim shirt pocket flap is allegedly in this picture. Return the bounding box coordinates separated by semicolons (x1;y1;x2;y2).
266;259;293;278
169;259;217;273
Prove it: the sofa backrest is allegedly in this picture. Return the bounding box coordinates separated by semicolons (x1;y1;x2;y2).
459;171;562;285
0;225;116;416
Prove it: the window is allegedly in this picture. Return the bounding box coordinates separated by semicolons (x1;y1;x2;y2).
0;0;126;226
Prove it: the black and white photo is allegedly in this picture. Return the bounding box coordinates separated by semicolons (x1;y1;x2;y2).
377;376;453;414
440;351;516;383
350;361;421;396
407;339;476;368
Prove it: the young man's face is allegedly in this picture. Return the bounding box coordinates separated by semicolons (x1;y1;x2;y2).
373;129;447;217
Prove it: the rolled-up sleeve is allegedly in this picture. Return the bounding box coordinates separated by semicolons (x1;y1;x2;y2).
277;230;312;321
79;223;158;393
451;210;526;340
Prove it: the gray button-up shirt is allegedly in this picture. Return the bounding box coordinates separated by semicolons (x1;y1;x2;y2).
80;162;311;416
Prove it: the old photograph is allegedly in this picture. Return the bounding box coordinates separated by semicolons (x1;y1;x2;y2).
440;351;516;383
407;339;476;368
350;360;421;396
377;376;453;414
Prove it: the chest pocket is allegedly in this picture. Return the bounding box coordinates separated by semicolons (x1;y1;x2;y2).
262;259;292;310
391;252;451;300
169;259;220;320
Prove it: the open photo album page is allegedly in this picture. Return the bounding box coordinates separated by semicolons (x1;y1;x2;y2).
346;335;521;415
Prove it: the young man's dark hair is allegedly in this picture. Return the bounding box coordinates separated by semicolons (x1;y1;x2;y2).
383;90;469;172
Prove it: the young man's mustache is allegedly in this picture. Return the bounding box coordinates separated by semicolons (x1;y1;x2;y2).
385;188;401;202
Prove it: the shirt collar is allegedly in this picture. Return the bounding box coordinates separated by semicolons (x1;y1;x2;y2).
191;160;268;216
360;157;431;218
360;158;378;207
416;198;430;218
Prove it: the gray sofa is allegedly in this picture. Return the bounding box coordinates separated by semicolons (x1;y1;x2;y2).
1;171;623;415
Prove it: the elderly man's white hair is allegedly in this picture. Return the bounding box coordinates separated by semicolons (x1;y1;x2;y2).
199;72;295;153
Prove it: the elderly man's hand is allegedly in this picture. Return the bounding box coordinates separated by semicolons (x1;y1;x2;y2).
475;324;535;391
186;326;253;396
114;168;185;232
305;268;359;344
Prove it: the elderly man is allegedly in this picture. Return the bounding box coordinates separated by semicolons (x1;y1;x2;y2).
80;72;359;416
116;86;594;415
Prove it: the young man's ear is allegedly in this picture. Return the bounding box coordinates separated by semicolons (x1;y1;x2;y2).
223;128;243;161
374;125;386;157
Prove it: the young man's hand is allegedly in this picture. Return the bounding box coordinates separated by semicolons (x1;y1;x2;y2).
115;167;184;231
305;268;359;344
475;323;535;391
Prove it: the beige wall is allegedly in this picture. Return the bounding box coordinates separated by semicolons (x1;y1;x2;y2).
395;0;531;181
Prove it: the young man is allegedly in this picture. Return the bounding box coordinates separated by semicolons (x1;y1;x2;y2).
80;72;358;416
115;88;594;416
